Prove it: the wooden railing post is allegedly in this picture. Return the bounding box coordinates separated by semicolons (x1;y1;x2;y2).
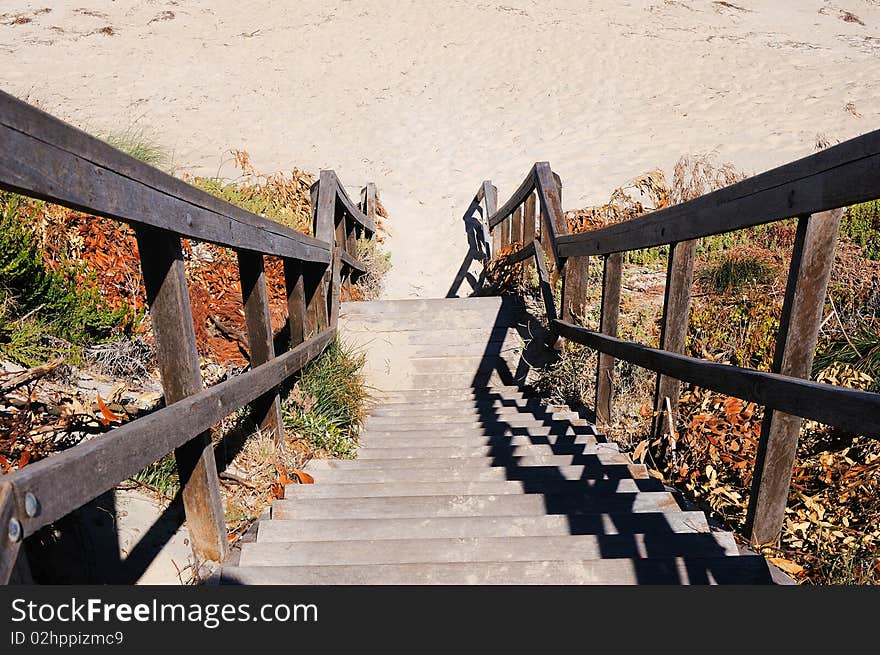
652;240;697;440
364;182;378;221
746;209;843;546
329;246;343;327
135;226;227;562
313;170;337;330
237;250;284;445
534;164;566;272
335;212;350;298
522;193;537;283
284;259;306;349
0;481;21;584
533;241;558;325
511;205;523;246
561;256;589;323
500;214;511;251
482;183;499;258
595;252;623;426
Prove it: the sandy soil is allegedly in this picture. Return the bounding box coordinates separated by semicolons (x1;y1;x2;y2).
2;1;878;298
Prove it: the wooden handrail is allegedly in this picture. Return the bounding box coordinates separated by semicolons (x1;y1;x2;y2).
0;92;381;583
556;129;880;257
472;128;880;549
0;91;329;263
1;329;334;542
553;321;880;436
311;170;376;235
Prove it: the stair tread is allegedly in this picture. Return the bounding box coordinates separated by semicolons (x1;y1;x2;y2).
283;478;666;498
255;512;713;541
221;556;772;585
239;533;741;567
270;491;681;519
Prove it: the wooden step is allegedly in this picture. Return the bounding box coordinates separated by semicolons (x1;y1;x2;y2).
306;452;634;470
358;434;600;449
361;425;598;438
270;492;681;520
303;462;650;483
283;478;666;498
357;443;620;460
239;533;741;567
255;511;713;542
220;556;772;585
364;414;581;427
366;406;576;420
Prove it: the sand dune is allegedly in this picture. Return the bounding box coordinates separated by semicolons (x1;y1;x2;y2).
2;1;878;298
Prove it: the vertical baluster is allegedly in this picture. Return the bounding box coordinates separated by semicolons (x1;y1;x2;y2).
652;240;697;441
594;252;623;426
522;193;537;283
135;226;227;562
237;250;284;445
746;209;842;547
313;170;336;330
482;183;499;259
561;256;589;323
511;205;523;246
284;259;306;348
500;214;511;251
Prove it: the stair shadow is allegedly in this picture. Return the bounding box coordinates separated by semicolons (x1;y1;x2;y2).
463;301;762;585
446;197;491;298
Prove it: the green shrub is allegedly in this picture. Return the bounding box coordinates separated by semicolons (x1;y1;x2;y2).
354;236;392;300
814;327;880;391
101;127;171;171
840;201;880;260
0;193;131;361
131;453;179;497
697;251;778;294
282;337;369;458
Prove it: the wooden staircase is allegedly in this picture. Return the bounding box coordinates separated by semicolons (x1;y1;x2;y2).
220;297;772;584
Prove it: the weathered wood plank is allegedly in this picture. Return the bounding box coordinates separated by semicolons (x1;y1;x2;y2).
595;253;623;425
561;256;589;323
303;263;328;337
340;249;367;276
534;162;567;271
746;209;843;547
284;259;306;349
135;226;227;562
0;92;330;263
652;240;696;441
511;205;523;246
556;128;880;257
482;182;499;258
522;192;537;283
533;240;557;325
552;320;880;436
237;250;284;446
329;247;343;327
329;172;375;234
506;241;536;266
488;165;537;228
500;215;511;251
0;482;21;585
3;330;334;542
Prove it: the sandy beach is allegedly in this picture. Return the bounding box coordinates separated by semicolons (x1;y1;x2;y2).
2;1;878;298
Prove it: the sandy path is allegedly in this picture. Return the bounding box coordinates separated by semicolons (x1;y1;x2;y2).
2;1;878;298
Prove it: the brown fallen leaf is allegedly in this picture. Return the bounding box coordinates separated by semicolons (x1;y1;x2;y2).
769;557;806;577
97;393;120;425
290;469;315;484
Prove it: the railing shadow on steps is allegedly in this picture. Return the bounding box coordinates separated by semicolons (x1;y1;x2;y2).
461;129;880;561
457;304;741;584
0;91;380;584
446;183;494;298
